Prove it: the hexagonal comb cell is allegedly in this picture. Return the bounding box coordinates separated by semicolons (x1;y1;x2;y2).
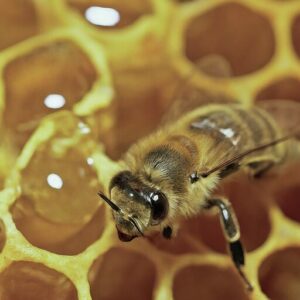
0;0;38;50
182;173;271;254
259;247;300;300
3;40;97;149
11;112;105;254
0;261;78;300
89;247;156;300
173;265;250;300
256;77;300;102
67;0;153;29
11;196;105;255
184;3;275;76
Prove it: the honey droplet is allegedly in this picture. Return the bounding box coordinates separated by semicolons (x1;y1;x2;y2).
3;41;97;149
20;112;100;225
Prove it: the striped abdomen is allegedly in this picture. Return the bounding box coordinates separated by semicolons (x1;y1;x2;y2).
182;104;286;168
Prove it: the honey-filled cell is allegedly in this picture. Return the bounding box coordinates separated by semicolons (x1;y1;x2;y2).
173;265;250;300
256;77;300;103
11;112;105;254
11;195;105;255
20;113;99;225
89;247;156;300
259;247;300;300
3;40;97;149
67;0;153;30
0;261;78;300
184;2;275;76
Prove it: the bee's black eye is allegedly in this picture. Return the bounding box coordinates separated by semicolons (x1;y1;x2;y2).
150;191;168;224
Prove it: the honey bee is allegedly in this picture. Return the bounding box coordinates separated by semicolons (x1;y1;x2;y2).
99;95;300;291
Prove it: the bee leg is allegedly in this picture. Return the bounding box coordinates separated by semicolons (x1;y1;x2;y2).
247;160;274;178
244;155;278;179
204;198;253;291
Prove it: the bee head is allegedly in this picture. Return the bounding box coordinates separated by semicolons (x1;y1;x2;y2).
98;171;169;242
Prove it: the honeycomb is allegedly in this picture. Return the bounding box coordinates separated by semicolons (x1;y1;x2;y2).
0;0;300;299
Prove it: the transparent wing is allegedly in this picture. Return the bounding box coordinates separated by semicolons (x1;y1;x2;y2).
162;55;236;125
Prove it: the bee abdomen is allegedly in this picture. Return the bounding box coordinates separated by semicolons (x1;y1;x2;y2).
237;107;280;144
189;104;282;155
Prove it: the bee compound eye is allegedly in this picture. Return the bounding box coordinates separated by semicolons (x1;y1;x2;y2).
150;191;168;224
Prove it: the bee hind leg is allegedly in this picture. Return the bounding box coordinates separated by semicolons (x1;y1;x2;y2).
204;198;253;291
244;155;279;179
247;160;274;178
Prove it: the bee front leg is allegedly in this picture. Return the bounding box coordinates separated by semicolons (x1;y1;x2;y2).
204;198;253;291
247;160;275;178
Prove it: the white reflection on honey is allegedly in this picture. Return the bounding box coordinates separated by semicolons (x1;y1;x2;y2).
84;6;120;27
44;94;66;109
87;157;94;166
78;122;91;134
47;173;63;189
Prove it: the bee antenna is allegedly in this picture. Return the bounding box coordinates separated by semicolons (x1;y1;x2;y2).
199;133;296;178
98;192;121;212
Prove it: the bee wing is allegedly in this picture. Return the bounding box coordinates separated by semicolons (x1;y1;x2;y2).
161;85;235;125
162;55;235;125
194;100;300;178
